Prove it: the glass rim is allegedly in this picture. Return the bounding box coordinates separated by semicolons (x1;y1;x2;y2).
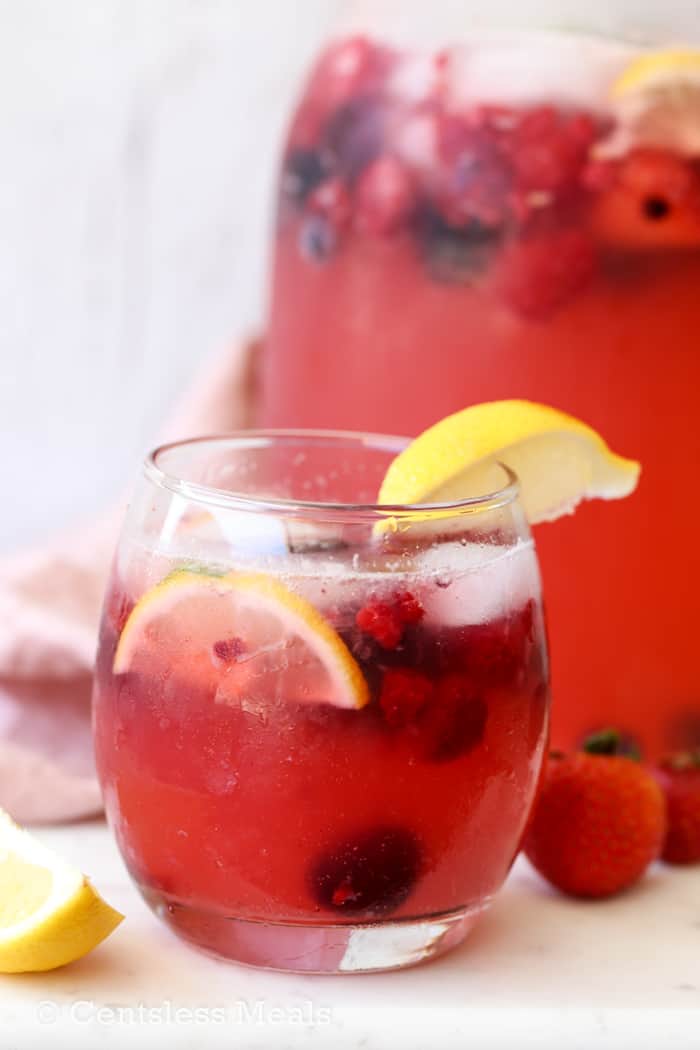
144;430;521;522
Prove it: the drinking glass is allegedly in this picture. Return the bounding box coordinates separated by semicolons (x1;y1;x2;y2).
93;431;549;973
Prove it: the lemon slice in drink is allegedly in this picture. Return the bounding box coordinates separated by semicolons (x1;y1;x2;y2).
0;808;123;973
378;400;640;524
114;570;369;710
604;49;700;155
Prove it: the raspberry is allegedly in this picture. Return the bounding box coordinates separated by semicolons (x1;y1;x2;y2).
435;119;512;229
354;156;417;235
355;599;402;649
459;600;535;687
379;668;434;728
394;591;425;625
497;229;597;320
581;158;618;192
212;637;246;666
308;176;352;230
506;107;597;195
420;674;488;762
355;590;424;649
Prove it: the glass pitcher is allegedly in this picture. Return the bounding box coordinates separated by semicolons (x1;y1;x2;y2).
260;1;700;759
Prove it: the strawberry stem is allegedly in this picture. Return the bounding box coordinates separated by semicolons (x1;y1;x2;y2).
583;728;641;760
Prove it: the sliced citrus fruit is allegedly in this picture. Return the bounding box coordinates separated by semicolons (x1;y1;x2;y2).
590;148;700;250
613;49;700;100
114;570;369;710
601;49;700;156
0;808;123;973
377;400;640;524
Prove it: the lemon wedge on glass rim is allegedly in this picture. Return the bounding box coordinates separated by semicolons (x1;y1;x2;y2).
377;400;640;526
112;405;637;709
0;808;123;973
601;48;700;156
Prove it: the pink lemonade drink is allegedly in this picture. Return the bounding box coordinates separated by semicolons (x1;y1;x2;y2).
262;30;700;758
93;433;548;972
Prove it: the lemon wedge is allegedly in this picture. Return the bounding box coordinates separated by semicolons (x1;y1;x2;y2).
114;570;369;710
377;400;640;524
603;48;700;155
0;808;123;973
613;49;700;98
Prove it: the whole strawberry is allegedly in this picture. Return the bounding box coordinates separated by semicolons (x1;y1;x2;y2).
524;730;667;898
654;751;700;865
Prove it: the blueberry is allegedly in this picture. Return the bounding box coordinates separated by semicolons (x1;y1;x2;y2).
281;149;329;205
324;96;386;180
299;215;337;263
309;825;421;916
418;211;499;285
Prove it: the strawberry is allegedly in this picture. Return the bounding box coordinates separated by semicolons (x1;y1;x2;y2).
524;730;667;898
496;229;597;320
589;148;700;249
654;752;700;865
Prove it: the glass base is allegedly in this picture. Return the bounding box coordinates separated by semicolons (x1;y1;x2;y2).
141;887;487;973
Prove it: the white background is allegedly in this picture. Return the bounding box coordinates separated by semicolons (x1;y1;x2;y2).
1;0;343;552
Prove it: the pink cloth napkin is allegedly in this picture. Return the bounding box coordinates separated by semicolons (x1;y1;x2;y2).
0;338;260;824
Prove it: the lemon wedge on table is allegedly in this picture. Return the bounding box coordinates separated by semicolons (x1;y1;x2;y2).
604;49;700;155
0;808;123;973
377;400;640;524
114;570;369;711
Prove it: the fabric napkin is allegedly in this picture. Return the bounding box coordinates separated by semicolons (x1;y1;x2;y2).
0;337;260;823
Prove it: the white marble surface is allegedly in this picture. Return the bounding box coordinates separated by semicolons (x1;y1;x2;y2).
1;820;699;1048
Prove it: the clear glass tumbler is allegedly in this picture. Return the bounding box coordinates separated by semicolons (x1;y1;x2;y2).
93;431;549;973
